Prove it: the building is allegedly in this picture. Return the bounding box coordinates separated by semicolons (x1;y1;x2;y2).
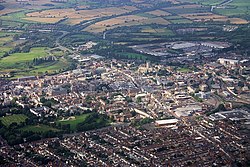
199;84;208;92
209;109;249;121
155;119;179;127
174;105;202;117
48;86;68;96
30;106;51;117
195;91;211;99
218;58;239;66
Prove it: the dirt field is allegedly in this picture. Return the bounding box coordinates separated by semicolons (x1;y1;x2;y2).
163;4;203;10
227;18;248;24
131;0;179;4
181;12;248;24
181;13;226;20
23;17;63;23
84;15;170;33
25;6;138;24
147;10;171;16
213;18;248;24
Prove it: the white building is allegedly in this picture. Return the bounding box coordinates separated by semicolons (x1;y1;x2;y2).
155;119;179;127
218;58;239;66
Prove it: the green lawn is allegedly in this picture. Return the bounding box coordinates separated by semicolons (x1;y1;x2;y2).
177;67;192;72
20;125;60;133
57;113;92;130
0;114;28;127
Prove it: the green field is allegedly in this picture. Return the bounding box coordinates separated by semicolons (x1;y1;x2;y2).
177;67;192;72
181;0;222;5
57;113;91;130
120;52;147;60
164;15;184;20
0;46;12;58
20;125;60;133
31;59;69;73
8;60;70;79
0;44;70;77
0;10;36;23
182;0;250;19
0;114;28;127
169;19;193;24
214;0;250;18
0;31;20;58
155;29;175;36
164;7;209;14
0;47;48;70
136;13;156;18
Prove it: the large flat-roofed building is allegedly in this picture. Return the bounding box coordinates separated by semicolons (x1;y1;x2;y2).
174;105;202;117
218;58;239;66
209;109;249;121
155;119;179;127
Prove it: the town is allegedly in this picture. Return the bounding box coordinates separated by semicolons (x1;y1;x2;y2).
0;51;249;166
0;0;250;166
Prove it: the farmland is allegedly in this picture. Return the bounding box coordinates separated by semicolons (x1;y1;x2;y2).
23;17;63;24
0;114;28;127
0;0;249;31
214;0;250;18
84;15;170;33
24;6;138;25
180;12;248;24
146;10;171;16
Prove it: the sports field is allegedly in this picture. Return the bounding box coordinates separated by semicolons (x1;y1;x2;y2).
57;113;91;130
0;114;28;127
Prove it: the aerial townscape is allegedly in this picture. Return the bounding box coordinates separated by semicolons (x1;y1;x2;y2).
0;0;249;166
